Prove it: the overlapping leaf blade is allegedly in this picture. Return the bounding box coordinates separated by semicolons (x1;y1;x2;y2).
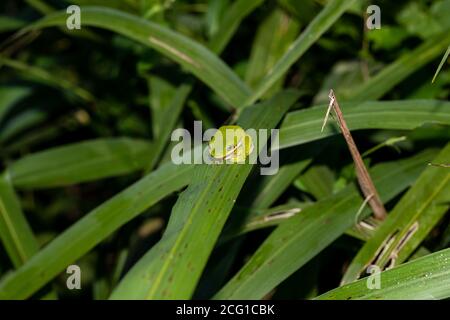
279;100;450;149
317;248;450;300
111;90;300;299
209;0;265;54
244;0;357;106
214;150;438;299
0;162;193;299
8;138;155;189
342;143;450;284
26;6;251;108
0;174;39;268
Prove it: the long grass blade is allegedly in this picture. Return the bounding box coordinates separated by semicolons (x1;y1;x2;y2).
214;149;437;299
25;7;251;108
244;0;356;106
342;142;450;284
8;138;155;189
350;32;450;101
209;0;265;54
0;162;193;299
317;248;450;300
110;90;300;299
279;100;450;149
432;45;450;83
0;173;39;268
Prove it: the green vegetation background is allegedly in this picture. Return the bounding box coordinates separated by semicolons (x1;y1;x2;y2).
0;0;449;300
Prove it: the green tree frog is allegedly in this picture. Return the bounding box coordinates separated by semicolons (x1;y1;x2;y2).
208;125;254;163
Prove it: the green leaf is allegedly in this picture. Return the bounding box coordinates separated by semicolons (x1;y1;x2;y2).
245;8;300;96
209;0;265;54
0;109;47;144
432;45;450;83
25;0;54;15
244;0;357;106
0;16;26;33
246;144;321;210
0;173;39;268
396;2;446;39
313;61;366;104
205;0;230;38
248;158;311;210
0;56;94;103
0;86;31;123
342;143;450;284
25;0;104;42
147;76;178;138
317;248;450;300
214;149;438;299
221;202;309;242
8;138;154;189
349;32;450;101
147;85;191;170
0;161;193;299
277;0;319;23
278;100;450;150
110;90;300;299
366;26;409;51
26;6;251;108
295;164;335;200
70;0;137;13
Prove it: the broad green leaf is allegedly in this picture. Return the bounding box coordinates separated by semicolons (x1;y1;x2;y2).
0;161;193;299
194;238;243;299
209;0;265;54
227;5;318;208
342;143;450;284
350;32;450;102
246;47;447;208
214;149;437;299
110;90;300;299
317;248;450;300
0;174;39;268
26;7;251;108
8;138;154;189
244;0;357;106
278;100;450;149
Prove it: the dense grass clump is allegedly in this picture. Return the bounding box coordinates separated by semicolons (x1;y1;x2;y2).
0;0;449;300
